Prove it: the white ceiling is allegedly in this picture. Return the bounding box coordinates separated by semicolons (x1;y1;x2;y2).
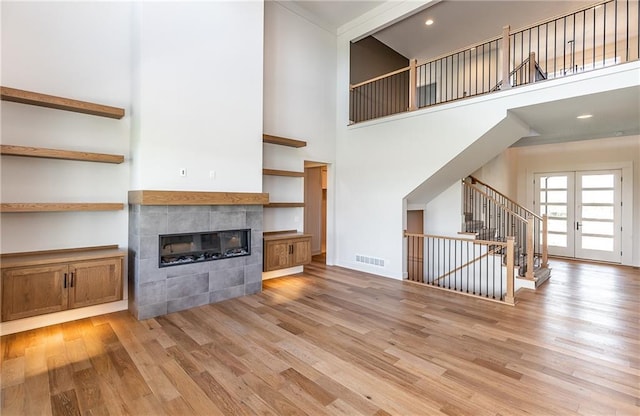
511;85;640;145
288;0;639;144
373;1;595;61
290;0;385;32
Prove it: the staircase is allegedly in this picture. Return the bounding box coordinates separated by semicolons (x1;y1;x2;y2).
462;176;551;289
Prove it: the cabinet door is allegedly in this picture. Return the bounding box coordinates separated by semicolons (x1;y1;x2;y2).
68;258;122;309
1;265;69;321
264;241;291;272
292;238;311;266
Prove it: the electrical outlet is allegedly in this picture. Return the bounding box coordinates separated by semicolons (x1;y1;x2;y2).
179;168;187;177
209;170;216;179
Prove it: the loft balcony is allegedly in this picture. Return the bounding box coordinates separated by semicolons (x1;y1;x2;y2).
349;0;639;124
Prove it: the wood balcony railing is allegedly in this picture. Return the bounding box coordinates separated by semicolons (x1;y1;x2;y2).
349;0;639;124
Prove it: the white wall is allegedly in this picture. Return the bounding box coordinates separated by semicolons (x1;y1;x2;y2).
424;183;463;237
1;1;131;253
471;149;518;198
263;2;337;251
130;1;264;192
511;135;640;266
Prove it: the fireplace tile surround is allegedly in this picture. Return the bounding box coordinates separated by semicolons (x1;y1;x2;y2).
128;203;263;319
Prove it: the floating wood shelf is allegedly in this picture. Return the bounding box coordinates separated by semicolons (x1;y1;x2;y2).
263;134;307;148
128;190;269;206
1;86;125;119
265;202;305;208
0;145;124;164
1;203;125;213
262;169;304;177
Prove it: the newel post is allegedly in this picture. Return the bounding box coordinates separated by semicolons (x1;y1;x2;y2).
542;214;549;268
501;25;511;90
505;236;516;305
409;59;417;111
526;215;535;280
528;52;537;83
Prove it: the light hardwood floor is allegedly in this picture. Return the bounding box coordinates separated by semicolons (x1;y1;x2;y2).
1;258;638;415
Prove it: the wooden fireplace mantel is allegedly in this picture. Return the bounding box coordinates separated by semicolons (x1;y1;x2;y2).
128;190;269;206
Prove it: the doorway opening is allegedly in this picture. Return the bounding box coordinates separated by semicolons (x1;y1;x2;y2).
406;210;424;281
304;162;328;263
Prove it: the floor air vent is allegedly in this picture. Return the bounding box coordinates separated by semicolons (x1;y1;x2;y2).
355;254;385;267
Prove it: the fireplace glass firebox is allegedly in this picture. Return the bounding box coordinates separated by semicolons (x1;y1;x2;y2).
159;229;250;267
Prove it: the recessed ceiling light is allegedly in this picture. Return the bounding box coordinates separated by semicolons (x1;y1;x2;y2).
425;19;434;26
576;114;593;119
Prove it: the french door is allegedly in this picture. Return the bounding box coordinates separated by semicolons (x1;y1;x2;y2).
535;170;621;263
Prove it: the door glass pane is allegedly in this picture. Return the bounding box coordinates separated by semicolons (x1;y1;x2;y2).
582;221;613;236
547;205;567;218
582;190;614;203
582;174;614;188
539;176;547;187
581;236;614;251
544;176;568;189
547;191;567;203
548;219;567;233
582;205;614;220
548;233;567;247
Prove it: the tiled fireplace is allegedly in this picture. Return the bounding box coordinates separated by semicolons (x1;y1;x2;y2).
128;191;267;320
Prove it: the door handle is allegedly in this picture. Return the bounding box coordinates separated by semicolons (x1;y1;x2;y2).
63;273;67;288
576;221;581;230
70;272;74;287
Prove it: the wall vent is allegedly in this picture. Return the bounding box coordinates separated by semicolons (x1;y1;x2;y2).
355;254;385;267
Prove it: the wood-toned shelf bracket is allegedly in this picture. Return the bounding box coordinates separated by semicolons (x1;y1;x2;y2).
263;134;307;148
0;145;124;164
1;86;125;119
1;203;125;213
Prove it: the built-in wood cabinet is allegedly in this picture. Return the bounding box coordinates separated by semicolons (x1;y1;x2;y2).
67;258;123;309
1;248;124;322
292;238;311;265
1;264;69;320
1;87;127;328
262;134;311;273
263;233;312;272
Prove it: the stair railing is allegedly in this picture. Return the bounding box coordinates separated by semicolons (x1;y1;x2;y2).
491;51;547;92
405;232;516;305
463;177;548;279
